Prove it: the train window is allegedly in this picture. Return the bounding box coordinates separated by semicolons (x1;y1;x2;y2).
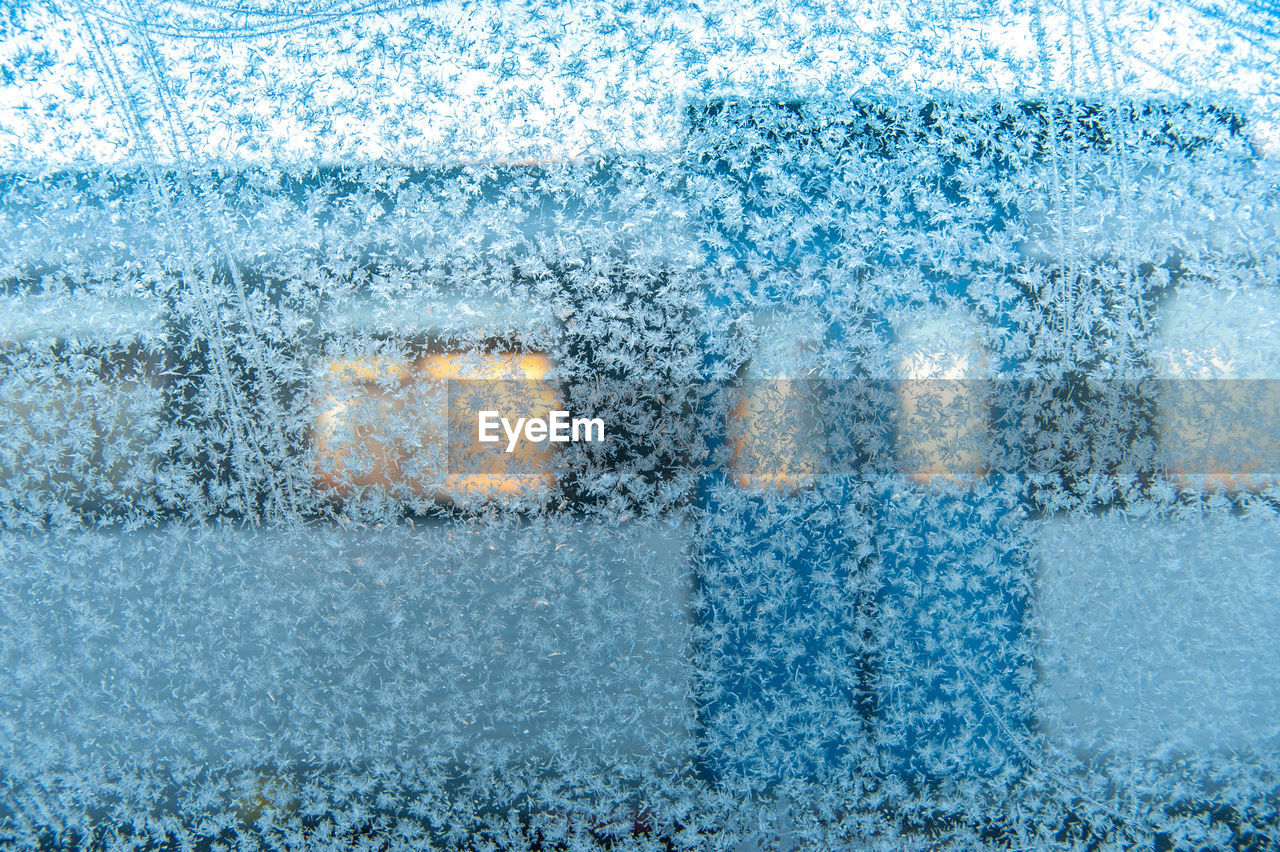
311;351;418;496
1154;279;1280;494
892;305;988;485
418;350;560;501
310;282;562;508
726;309;824;491
0;289;167;524
311;347;561;505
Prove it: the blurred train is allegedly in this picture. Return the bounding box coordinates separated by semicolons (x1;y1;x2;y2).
1;98;1277;848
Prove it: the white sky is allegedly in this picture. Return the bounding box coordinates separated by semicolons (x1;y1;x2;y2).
0;0;1276;165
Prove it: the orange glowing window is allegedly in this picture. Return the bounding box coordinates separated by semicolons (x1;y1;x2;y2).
729;380;821;492
727;311;822;493
312;350;560;503
419;352;559;500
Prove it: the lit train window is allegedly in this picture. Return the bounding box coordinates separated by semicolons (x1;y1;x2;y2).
311;284;562;507
1154;280;1280;493
311;347;560;504
726;309;823;491
311;351;418;496
892;306;988;485
418;350;560;500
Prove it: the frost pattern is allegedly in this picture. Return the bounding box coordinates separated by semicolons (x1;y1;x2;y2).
2;1;1280;849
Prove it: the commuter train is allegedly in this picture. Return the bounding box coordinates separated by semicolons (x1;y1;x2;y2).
1;98;1276;848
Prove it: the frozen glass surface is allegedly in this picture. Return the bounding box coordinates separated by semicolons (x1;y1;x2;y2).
2;1;1279;849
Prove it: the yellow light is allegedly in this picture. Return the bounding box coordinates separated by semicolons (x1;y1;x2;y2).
234;772;295;824
312;351;560;503
420;352;552;382
728;380;818;493
323;355;412;383
419;352;559;501
1159;377;1280;493
312;355;415;494
725;310;824;493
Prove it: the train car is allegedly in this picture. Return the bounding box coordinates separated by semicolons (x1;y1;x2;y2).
1;95;1277;848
